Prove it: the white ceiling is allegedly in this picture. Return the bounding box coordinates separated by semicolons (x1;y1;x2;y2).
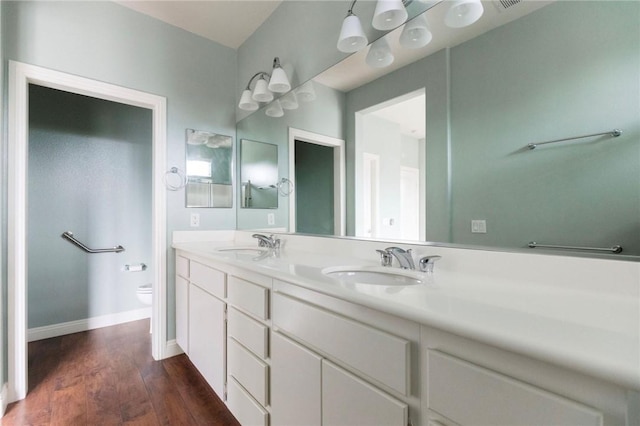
115;0;283;49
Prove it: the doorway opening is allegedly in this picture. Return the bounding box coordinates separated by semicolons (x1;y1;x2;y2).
288;128;345;236
355;89;426;241
7;61;168;404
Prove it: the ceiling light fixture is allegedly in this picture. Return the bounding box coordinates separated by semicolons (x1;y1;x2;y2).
337;0;369;53
444;0;484;28
238;57;291;111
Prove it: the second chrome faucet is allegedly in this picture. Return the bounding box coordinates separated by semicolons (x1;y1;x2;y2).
377;247;441;272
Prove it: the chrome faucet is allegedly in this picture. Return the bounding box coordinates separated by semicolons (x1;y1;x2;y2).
252;233;280;249
418;255;442;273
384;247;415;270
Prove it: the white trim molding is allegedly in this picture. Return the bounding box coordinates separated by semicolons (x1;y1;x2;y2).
27;308;152;342
7;61;168;403
1;383;8;418
288;127;346;236
164;339;185;358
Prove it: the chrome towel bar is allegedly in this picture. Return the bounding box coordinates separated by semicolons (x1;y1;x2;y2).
528;241;622;254
527;129;622;150
61;231;125;254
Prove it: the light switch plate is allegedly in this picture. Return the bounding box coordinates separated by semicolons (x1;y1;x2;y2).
471;219;486;233
190;213;200;227
267;213;275;225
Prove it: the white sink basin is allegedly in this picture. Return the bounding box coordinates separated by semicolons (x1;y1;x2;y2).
216;246;269;255
322;266;426;286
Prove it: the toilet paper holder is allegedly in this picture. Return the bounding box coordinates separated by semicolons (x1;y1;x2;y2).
125;263;147;272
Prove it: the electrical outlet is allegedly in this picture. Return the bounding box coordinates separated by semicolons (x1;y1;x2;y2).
267;213;275;226
471;219;487;233
190;213;200;227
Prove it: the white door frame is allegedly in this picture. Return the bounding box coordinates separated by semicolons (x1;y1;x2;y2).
288;128;345;236
7;61;168;403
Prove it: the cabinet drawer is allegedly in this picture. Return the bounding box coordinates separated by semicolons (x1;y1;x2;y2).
228;276;269;320
322;360;408;426
190;261;225;298
227;337;269;406
227;376;268;426
176;255;189;278
228;307;268;359
273;293;409;395
428;351;603;426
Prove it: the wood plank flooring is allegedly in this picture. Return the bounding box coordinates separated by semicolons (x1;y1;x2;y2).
2;319;241;425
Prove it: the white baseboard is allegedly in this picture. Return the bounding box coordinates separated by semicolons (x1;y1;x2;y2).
163;339;184;358
1;382;8;418
27;307;152;342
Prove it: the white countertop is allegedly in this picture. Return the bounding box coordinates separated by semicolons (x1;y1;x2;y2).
173;239;640;391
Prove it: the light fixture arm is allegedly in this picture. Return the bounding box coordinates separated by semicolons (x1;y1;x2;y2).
347;0;358;15
244;71;270;91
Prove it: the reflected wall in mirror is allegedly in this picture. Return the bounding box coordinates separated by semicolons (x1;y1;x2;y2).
240;139;279;209
185;129;233;208
236;1;640;259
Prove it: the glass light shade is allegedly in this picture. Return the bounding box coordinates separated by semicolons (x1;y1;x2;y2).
366;37;394;68
280;91;299;110
444;0;484;28
252;77;273;102
268;66;291;93
399;14;432;49
372;0;408;31
295;80;316;102
239;89;259;111
337;14;369;53
265;99;284;118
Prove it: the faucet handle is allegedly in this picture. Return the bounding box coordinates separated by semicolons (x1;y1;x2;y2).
419;255;442;273
270;234;281;249
376;249;393;267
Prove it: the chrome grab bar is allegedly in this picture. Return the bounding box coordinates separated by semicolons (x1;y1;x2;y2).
528;241;622;254
61;231;125;254
527;129;622;150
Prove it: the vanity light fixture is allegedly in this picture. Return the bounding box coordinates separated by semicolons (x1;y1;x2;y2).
280;91;299;110
444;0;484;28
295;80;317;102
238;57;291;111
372;0;409;30
268;57;291;93
265;99;285;117
337;0;369;53
399;13;432;48
366;36;394;68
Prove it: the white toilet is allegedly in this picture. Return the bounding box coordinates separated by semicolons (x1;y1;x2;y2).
136;283;153;305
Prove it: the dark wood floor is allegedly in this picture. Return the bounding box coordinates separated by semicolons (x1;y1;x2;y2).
2;319;240;425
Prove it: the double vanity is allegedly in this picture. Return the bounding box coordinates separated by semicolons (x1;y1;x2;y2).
173;231;639;426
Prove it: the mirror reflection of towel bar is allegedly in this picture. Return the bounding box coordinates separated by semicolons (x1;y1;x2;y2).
528;241;622;254
61;231;125;254
527;129;622;150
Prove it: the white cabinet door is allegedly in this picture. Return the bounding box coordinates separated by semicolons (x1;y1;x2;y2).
322;360;408;426
189;283;226;399
271;331;322;426
175;275;188;353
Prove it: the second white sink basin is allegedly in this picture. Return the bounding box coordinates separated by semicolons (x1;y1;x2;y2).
322;266;426;286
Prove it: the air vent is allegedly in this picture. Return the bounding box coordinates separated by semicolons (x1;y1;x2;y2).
493;0;522;12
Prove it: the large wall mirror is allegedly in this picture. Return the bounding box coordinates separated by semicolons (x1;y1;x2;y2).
240;139;279;209
236;0;640;259
186;129;233;208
